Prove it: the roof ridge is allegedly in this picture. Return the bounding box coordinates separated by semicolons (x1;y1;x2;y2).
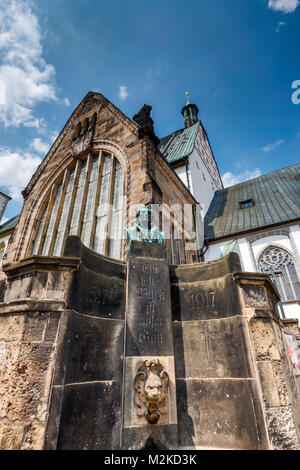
205;163;300;241
222;162;300;191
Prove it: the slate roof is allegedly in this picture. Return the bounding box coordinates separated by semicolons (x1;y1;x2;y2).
204;163;300;241
0;214;19;236
158;121;199;164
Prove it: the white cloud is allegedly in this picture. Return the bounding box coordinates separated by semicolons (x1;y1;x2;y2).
0;0;57;128
29;128;59;155
262;139;285;152
0;148;41;200
30;138;50;154
62;97;71;106
222;169;262;188
118;86;128;101
268;0;299;13
50;131;59;143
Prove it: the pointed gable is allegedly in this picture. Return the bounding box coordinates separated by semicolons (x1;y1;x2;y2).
22;92;139;198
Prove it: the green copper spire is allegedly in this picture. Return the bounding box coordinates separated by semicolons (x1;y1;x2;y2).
185;91;191;105
181;92;199;128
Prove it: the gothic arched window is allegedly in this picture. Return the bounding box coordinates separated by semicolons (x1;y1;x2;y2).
31;151;124;260
258;245;300;301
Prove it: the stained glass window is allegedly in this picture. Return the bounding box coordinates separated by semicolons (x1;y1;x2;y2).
258;245;300;301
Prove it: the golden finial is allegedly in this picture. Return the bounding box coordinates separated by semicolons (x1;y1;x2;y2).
185;91;191;105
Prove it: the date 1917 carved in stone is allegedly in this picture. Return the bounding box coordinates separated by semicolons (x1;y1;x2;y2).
133;360;169;424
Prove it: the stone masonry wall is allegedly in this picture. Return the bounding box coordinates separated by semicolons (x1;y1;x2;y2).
236;274;300;450
0;311;60;449
0;259;78;449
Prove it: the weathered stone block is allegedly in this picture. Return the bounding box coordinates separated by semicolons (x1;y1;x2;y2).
249;318;281;361
22;313;47;342
45;271;69;301
0;422;24;450
21;423;46;450
176;378;268;450
243;285;268;309
0;314;25;342
173;316;253;379
43;313;60;342
0;342;54;422
67;264;125;319
171;274;242;321
265;406;300;450
0;341;6;378
64;312;124;384
57;381;121;450
257;361;281;408
29;272;49;299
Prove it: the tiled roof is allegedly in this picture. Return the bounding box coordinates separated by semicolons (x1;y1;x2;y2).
0;214;19;236
158;121;199;164
205;163;300;241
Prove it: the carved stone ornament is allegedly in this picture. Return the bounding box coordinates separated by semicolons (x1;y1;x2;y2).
133;359;169;424
133;104;160;146
70;113;97;158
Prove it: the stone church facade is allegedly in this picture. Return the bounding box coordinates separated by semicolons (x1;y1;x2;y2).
0;92;299;450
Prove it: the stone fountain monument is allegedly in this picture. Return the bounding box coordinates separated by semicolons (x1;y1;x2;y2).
42;212;300;450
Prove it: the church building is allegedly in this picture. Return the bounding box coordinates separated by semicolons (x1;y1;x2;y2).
0;91;299;450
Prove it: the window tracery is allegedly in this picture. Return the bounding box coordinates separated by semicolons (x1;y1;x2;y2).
258;245;300;301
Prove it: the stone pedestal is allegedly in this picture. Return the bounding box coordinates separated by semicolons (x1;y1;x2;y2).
171;254;269;450
122;241;178;450
1;239;299;450
44;236;126;450
236;273;300;450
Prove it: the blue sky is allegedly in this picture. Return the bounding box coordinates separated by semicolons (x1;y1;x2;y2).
0;0;299;220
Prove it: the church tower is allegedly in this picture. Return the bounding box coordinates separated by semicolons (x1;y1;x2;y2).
158;93;223;216
181;92;199;128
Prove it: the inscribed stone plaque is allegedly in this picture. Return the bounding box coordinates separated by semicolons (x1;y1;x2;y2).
173;316;254;379
126;257;173;357
67;264;125;318
171;274;242;321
